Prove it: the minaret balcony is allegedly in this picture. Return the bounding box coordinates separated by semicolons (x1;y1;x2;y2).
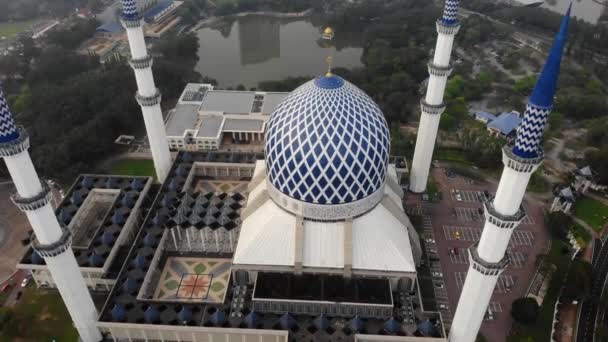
469;242;509;276
0;126;29;157
420;99;446;115
11;181;53;212
120;17;143;29
428;62;453;77
436;20;461;35
502;144;543;173
482;197;526;229
32;225;73;258
130;55;153;70
136;89;162;107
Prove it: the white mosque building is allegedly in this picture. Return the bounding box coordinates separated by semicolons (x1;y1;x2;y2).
0;0;573;340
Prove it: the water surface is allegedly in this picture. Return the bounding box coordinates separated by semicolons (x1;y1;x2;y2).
195;16;363;88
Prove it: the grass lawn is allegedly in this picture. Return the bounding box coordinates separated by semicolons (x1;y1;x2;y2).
574;197;608;232
0;20;38;39
0;285;78;342
508;238;571;342
107;158;157;180
434;149;473;165
527;170;550;193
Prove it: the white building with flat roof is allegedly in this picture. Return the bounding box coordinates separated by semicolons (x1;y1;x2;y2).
165;83;288;152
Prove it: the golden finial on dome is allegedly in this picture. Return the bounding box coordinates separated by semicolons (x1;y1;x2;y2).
326;56;334;77
322;27;334;40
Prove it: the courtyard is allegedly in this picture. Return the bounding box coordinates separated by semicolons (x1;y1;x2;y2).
154;256;232;303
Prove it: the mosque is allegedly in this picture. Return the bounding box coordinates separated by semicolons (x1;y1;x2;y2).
0;0;571;341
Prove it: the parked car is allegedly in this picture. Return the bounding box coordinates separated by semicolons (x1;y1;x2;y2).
432;272;443;278
21;274;31;288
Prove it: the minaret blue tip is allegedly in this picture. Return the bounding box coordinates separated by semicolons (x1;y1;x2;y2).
512;8;571;159
120;0;140;21
0;86;19;143
441;0;460;25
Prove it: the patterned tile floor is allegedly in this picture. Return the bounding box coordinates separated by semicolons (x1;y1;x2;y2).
154;257;231;303
193;180;248;194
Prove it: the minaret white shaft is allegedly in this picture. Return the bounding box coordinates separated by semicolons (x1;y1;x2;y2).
409;20;459;193
122;19;171;182
449;149;534;342
2;133;101;342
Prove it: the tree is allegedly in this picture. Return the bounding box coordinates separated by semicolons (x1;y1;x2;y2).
562;259;592;303
0;307;14;334
511;297;540;325
545;211;572;240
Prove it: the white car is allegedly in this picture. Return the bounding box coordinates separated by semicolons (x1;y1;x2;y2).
439;304;449;310
425;238;436;244
20;276;31;288
455;193;462;201
432;272;443;278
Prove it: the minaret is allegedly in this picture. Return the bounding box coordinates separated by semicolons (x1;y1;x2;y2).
449;8;571;342
0;88;102;342
120;0;171;182
409;0;461;193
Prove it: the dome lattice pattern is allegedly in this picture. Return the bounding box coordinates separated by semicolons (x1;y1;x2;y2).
265;77;390;205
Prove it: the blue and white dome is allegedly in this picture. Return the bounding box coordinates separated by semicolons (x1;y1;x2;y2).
265;75;390;218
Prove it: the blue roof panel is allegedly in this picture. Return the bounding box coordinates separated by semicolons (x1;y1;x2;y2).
487;112;521;135
143;0;174;21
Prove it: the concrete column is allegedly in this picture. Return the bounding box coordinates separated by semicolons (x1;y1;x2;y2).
123;18;171;183
4;149;101;342
409;20;459;193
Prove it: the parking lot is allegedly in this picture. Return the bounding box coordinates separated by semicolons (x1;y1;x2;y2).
450;189;493;203
442;225;536;247
404;167;549;341
419;206;453;324
447;247;525;268
455;272;515;294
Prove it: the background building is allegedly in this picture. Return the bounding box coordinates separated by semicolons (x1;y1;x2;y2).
165;83;288;152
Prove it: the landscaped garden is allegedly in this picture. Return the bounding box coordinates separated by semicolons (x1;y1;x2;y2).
108;158;157;180
574;197;608;232
0;285;77;342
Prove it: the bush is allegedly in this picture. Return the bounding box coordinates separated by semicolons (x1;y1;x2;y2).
511;297;540;325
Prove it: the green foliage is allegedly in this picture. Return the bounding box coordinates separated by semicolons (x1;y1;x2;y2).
456;14;507;48
27;46;98;83
585;148;608;185
0;286;78;341
460;127;504;169
9;85;31;114
514;75;537;94
108;159;157;180
545;211;573;240
574;197;608;232
511;297;540;325
46;18;99;50
569;222;591;248
0;307;14;334
562;259;592;303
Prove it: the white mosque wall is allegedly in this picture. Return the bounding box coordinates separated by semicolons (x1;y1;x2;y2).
98;323;289;342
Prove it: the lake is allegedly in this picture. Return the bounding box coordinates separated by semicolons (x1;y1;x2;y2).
194;16;364;88
542;0;607;24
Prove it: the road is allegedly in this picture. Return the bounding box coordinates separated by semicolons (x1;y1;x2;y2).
1;270;29;307
577;238;608;342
